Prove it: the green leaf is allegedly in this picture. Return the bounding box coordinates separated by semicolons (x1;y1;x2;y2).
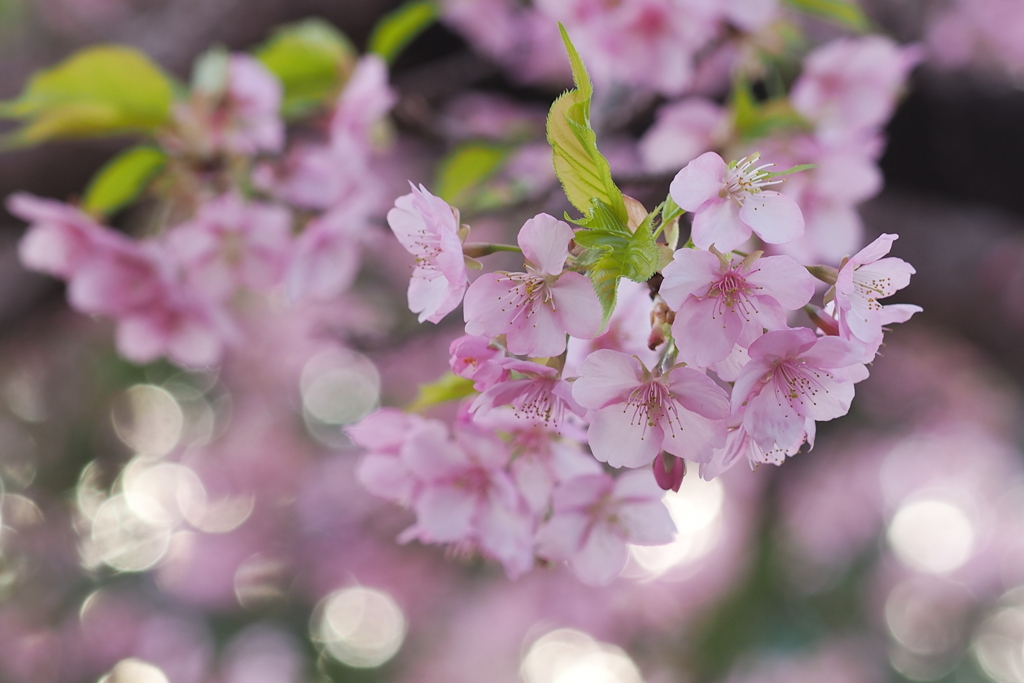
782;0;870;31
82;145;167;217
573;200;660;322
435;142;509;208
729;76;807;142
368;0;438;64
255;19;356;118
407;372;476;413
0;45;175;147
546;24;626;224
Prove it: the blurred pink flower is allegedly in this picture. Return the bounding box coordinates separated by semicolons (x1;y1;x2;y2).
639;98;729;174
537;470;675;585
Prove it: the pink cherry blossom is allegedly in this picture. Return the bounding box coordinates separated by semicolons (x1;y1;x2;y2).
699;420;815;481
329;55;396;165
469;358;584;428
221;55;285;155
731;328;868;451
398;419;535;577
463;213;602;357
790;36;921;144
9;193;129;278
571;349;729;468
287;204;368;302
449;335;508;390
830;233;921;360
387;184;469;323
670;152;805;252
165;193;292;302
349;408;425;506
536;470;676;585
639;98;730;174
660;247;817;367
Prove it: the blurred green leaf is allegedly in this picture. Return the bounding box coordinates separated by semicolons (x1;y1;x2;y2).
730;76;807;142
546;24;627;225
82;145;167;217
435;142;509;208
255;18;356;117
0;45;175;147
408;372;476;413
368;0;438;64
782;0;870;31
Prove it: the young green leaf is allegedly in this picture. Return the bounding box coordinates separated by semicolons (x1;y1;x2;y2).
546;24;627;224
368;0;438;64
82;145;167;217
407;372;476;413
0;45;175;147
255;19;356;118
782;0;870;32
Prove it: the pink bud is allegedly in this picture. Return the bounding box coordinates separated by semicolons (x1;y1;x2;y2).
652;452;685;492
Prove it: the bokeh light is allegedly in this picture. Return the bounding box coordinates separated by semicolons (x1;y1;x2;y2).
521;628;644;683
111;385;184;458
887;498;975;574
313;586;406;668
97;658;170;683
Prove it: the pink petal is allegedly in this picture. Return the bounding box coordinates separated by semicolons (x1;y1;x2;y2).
587;406;663;468
658;248;719;309
690;198;749;252
571;525;629;585
669;151;727;211
738;191;804;244
672;297;741;368
745;254;816;310
413;486;476;542
550;272;603;340
572;350;642;409
518;213;573;276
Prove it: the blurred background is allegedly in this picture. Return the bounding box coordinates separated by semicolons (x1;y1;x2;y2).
1;1;1024;682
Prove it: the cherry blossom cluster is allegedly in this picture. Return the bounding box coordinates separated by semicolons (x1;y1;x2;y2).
354;145;919;583
10;53;395;366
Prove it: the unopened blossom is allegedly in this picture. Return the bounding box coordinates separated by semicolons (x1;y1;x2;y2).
537;470;676;585
388;184;469;323
165;193;292;302
829;233;921;360
660;247;817;367
449;335;507;390
463;213;602;357
470;358;584;428
670;151;804;252
572;349;729;468
732;328;868;451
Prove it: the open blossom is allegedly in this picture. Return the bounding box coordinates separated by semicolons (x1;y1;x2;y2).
396;419;535;577
670;151;804;252
537;470;676;585
829;233;922;360
449;334;508;390
660;247;817;367
572;349;729;468
469;358;584;428
165;193;292;302
732;328;868;451
388;184;469;323
463;213;602;357
699;420;815;481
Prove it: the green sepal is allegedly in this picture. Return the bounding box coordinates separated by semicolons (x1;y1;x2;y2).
82;145;167;217
368;0;438;64
546;24;627;224
254;19;356;118
0;45;175;147
407;372;476;413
